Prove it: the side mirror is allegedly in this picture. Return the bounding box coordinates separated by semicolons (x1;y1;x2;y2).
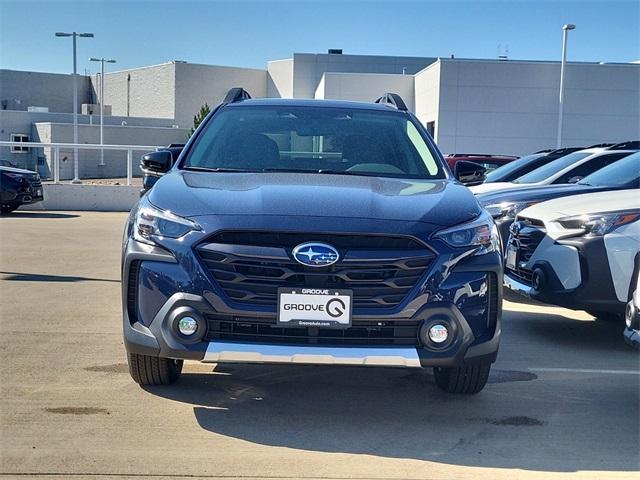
454;160;487;186
567;176;583;184
140;150;173;175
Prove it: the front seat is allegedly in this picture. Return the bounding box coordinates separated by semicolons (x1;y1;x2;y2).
235;133;280;169
341;134;386;167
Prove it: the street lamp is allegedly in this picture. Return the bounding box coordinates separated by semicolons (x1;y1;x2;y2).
90;57;116;166
55;31;94;183
556;23;575;148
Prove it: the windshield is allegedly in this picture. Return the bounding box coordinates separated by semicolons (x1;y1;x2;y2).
513;151;591;184
485;153;543;182
181;106;444;179
579;152;640;187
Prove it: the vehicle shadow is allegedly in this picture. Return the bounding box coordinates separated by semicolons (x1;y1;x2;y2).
145;360;638;473
0;271;119;283
3;211;81;219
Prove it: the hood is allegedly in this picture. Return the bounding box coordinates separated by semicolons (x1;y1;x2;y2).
518;189;640;222
477;183;603;206
148;171;481;226
0;166;37;175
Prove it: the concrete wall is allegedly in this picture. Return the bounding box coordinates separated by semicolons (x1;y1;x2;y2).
315;72;415;111
414;62;441;140
33;122;188;180
0;69;92;113
22;184;139;211
267;59;294;98
102;63;176;121
173;62;267;127
0;110;179;170
292;53;437;99
434;59;640;155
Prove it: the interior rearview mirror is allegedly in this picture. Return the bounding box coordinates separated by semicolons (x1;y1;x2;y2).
567;176;583;184
454;160;487;186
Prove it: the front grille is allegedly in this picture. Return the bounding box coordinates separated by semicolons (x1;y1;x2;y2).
204;314;421;346
506;221;546;284
196;231;435;310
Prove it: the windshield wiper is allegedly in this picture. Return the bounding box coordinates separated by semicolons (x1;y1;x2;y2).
183;166;259;173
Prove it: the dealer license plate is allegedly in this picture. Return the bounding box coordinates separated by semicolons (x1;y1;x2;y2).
277;288;352;328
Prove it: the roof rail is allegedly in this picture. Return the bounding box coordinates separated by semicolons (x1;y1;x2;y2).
223;87;252;104
374;93;408;111
585;142;615;149
608;140;640;150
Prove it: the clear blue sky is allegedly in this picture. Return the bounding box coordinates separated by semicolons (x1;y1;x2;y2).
1;0;638;75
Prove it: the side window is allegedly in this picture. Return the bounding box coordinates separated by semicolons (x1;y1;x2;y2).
554;154;625;183
406;121;438;175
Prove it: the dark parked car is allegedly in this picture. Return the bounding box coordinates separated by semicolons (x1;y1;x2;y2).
484;147;584;184
479;152;640;250
122;90;502;394
0;166;44;214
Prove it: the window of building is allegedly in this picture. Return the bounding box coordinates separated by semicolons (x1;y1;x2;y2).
10;134;30;153
426;121;435;138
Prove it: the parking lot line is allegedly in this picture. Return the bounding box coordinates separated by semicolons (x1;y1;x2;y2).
530;368;640;375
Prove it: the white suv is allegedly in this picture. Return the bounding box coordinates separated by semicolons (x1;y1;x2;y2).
503;189;640;320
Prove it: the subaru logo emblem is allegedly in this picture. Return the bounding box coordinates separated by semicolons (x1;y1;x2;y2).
292;242;339;267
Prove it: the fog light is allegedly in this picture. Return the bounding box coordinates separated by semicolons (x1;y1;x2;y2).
178;316;198;336
428;324;449;344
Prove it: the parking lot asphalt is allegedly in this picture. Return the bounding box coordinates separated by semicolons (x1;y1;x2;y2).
1;211;639;480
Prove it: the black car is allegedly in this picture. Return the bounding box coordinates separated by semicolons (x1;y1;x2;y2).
483;147;585;184
122;89;503;394
479;152;640;249
0;166;44;214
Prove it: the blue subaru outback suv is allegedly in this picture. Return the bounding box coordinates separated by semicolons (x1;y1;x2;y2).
123;89;502;394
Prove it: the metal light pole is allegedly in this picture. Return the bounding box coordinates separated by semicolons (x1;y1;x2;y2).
556;23;575;148
55;31;94;183
90;57;116;166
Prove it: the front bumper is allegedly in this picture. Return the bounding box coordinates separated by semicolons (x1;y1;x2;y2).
624;327;640;348
122;223;502;368
1;179;44;205
504;230;625;314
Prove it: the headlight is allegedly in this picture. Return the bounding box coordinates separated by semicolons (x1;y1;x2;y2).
435;211;499;254
133;199;201;244
556;210;640;236
484;201;539;220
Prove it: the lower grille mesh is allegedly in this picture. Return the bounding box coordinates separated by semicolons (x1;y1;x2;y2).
204;314;421;346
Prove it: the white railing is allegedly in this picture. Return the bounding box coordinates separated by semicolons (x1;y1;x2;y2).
0;141;162;186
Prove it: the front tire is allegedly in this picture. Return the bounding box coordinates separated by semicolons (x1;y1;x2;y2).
433;362;491;394
1;204;18;215
127;352;183;385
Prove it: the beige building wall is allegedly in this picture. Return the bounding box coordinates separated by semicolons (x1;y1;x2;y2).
315;72;415;111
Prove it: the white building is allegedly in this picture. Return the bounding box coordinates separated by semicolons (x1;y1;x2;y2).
1;51;638;176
